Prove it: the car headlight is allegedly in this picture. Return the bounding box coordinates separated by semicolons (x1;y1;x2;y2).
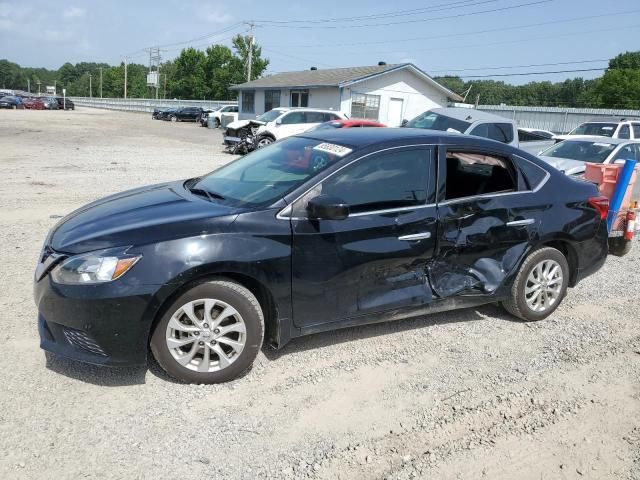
51;250;141;285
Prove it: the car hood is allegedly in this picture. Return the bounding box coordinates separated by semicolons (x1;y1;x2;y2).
539;155;586;176
226;119;265;130
49;181;240;254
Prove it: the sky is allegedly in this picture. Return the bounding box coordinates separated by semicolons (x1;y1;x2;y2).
1;0;639;84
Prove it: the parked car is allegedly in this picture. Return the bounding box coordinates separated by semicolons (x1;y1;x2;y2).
201;105;239;127
555;117;640;141
152;107;177;120
166;106;203;122
405;107;555;155
23;97;45;110
34;128;609;383
198;109;215;126
0;95;24;109
41;97;59;110
538;136;640;175
309;119;386;131
55;97;74;110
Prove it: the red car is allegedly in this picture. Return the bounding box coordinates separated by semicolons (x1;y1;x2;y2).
23;97;45;110
309;119;387;131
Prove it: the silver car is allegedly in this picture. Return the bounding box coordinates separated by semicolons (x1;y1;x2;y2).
538;136;640;176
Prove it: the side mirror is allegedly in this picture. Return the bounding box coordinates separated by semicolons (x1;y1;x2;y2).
307;195;349;220
275;118;283;125
400;119;408;127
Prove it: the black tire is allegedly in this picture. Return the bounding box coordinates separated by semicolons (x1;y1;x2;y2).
502;246;569;322
256;135;274;148
150;279;264;384
214;117;220;128
170;115;178;122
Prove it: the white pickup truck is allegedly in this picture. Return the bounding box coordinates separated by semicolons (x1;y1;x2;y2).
404;107;554;156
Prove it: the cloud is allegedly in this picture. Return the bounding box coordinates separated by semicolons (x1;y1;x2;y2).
63;7;86;18
198;5;232;24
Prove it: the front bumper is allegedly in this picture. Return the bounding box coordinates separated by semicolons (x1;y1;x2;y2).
35;274;159;367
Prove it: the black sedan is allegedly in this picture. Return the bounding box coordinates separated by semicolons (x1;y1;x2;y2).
56;97;74;110
0;95;24;109
152;107;177;120
34;129;609;383
165;106;203;122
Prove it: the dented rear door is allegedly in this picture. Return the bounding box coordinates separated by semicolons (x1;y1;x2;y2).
431;145;538;298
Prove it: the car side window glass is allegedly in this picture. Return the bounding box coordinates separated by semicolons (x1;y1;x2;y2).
469;123;490;139
316;149;429;214
445;151;516;200
618;125;631;139
281;112;305;124
325;113;340;121
632;123;640;139
613;145;636;162
304;112;325;123
515;156;548;191
492;123;514;143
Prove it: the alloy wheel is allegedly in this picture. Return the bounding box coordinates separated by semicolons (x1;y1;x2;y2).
257;137;273;148
524;259;563;312
165;298;247;373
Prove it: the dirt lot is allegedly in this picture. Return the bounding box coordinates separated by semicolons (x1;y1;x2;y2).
1;108;639;480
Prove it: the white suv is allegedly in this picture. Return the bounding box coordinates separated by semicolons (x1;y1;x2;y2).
205;105;239;127
555;117;640;141
254;108;348;147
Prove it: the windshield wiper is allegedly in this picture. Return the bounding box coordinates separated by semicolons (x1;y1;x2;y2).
189;187;226;202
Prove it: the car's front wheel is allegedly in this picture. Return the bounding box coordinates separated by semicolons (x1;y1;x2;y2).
170;115;178;122
256;135;274;148
150;279;264;383
502;247;569;321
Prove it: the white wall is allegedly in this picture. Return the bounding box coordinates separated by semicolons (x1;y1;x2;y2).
344;69;449;126
238;87;342;119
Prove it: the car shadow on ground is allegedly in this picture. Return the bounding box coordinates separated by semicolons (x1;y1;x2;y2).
45;304;521;386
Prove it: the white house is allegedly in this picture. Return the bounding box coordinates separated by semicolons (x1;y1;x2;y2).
230;63;463;127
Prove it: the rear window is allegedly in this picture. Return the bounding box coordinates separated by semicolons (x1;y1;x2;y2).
406;111;471;134
470;123;514;144
570;123;617;137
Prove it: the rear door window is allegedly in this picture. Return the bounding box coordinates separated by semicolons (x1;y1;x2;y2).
444;151;517;200
304;111;326;123
470;123;514;144
281;111;306;124
632;123;640;138
618;125;631;139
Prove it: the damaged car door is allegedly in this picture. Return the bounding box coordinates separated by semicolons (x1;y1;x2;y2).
431;146;542;298
290;145;438;329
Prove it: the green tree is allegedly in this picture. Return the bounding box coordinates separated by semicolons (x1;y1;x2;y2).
231;34;269;82
173;47;207;99
592;69;640;109
609;51;640;70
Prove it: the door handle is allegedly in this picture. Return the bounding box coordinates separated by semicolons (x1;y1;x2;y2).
398;232;432;241
506;218;535;227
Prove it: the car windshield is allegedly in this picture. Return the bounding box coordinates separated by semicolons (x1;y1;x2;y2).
540;140;617;163
191;137;349;207
405;111;471;134
257;110;283;122
569;123;617;137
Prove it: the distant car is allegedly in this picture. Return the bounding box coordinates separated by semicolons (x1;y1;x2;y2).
555;117;640;142
538;136;640;175
56;97;74;110
309;119;386;131
167;107;203;122
198;109;215;126
0;96;24;109
201;105;239;127
42;97;59;110
152;107;177;120
23;97;45;110
519;128;556;140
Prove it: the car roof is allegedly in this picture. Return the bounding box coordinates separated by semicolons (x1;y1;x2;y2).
585;117;640;123
429;107;511;123
560;135;639;145
299;126;500;148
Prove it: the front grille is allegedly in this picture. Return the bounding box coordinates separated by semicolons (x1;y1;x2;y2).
63;327;107;357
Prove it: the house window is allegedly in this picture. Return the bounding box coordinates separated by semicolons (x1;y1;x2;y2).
351;93;380;120
242;91;255;113
290;90;309;107
264;90;281;112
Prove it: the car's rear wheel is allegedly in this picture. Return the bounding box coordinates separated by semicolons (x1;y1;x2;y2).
150;279;264;383
214;118;220;128
502;247;569;321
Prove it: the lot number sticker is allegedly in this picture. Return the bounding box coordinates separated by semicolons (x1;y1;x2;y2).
313;143;353;157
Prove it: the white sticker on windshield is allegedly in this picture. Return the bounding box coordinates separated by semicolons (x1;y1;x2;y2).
602;127;614;130
313;143;353;157
594;143;613;147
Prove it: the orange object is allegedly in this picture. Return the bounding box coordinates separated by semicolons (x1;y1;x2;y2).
624;211;636;241
584;163;639;208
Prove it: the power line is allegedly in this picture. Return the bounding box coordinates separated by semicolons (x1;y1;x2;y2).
256;0;502;24
256;0;552;29
268;9;640;49
458;67;606;78
432;59;610;74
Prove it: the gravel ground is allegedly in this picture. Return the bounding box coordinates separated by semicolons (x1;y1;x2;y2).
1;108;639;480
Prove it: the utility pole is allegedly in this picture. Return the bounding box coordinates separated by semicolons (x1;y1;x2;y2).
54;80;57;95
27;78;30;93
124;58;128;99
89;73;92;98
99;67;103;98
163;73;167;99
246;21;255;82
36;80;41;95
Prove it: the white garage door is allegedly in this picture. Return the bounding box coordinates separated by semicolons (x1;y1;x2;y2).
388;98;404;127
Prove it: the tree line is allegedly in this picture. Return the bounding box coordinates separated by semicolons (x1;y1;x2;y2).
1;46;639;109
434;51;640;110
0;35;268;100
